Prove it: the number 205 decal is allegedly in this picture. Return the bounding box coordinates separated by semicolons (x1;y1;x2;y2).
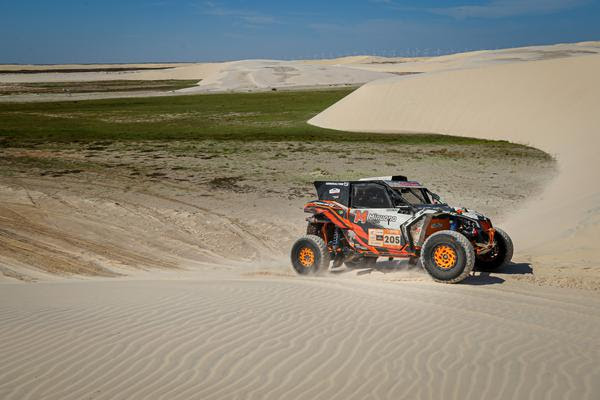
383;234;401;245
368;229;403;248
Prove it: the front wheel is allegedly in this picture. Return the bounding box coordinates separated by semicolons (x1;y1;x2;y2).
291;235;330;275
475;227;513;271
420;230;475;283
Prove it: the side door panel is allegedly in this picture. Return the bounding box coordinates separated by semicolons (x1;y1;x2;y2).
347;182;412;254
348;208;412;250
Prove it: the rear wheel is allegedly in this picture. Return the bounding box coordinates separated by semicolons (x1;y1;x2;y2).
475;227;513;271
291;235;330;275
420;230;474;283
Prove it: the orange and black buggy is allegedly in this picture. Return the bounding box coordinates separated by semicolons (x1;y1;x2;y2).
291;176;513;284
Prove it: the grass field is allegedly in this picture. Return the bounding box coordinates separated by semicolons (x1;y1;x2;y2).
0;88;526;146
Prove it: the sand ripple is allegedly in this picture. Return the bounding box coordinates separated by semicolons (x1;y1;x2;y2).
1;278;598;400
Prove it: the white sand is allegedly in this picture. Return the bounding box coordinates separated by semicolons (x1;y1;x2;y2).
310;53;600;275
1;274;599;400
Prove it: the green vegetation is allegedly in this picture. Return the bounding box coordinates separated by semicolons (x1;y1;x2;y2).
0;80;199;96
1;88;515;146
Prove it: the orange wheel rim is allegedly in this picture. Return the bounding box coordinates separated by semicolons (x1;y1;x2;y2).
433;245;457;269
298;247;315;268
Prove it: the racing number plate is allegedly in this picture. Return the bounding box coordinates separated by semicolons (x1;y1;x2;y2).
368;229;403;248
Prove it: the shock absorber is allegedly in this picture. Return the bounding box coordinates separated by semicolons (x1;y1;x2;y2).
332;227;341;250
330;228;346;269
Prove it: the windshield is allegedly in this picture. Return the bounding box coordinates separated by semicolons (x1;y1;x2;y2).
393;188;430;205
389;186;445;206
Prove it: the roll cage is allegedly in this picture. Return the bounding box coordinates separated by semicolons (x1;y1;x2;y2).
314;179;440;209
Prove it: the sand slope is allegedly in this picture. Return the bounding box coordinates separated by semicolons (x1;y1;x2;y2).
1;276;599;400
310;54;600;277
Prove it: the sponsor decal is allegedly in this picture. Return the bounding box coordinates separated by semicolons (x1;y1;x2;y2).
368;229;403;248
368;213;397;225
353;211;397;225
325;182;349;186
329;188;341;195
353;210;369;224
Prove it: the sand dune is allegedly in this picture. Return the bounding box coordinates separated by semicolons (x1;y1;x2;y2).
1;276;599;400
0;60;393;91
179;60;395;93
3;42;599;96
310;53;600;285
339;41;600;74
0;60;395;102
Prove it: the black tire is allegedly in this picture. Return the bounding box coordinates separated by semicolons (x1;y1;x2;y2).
420;230;475;283
291;235;330;275
344;256;377;269
475;227;513;271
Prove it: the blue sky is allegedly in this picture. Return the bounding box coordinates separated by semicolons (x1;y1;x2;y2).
1;0;599;64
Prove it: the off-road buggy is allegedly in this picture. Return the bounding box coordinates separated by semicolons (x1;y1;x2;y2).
291;176;513;283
